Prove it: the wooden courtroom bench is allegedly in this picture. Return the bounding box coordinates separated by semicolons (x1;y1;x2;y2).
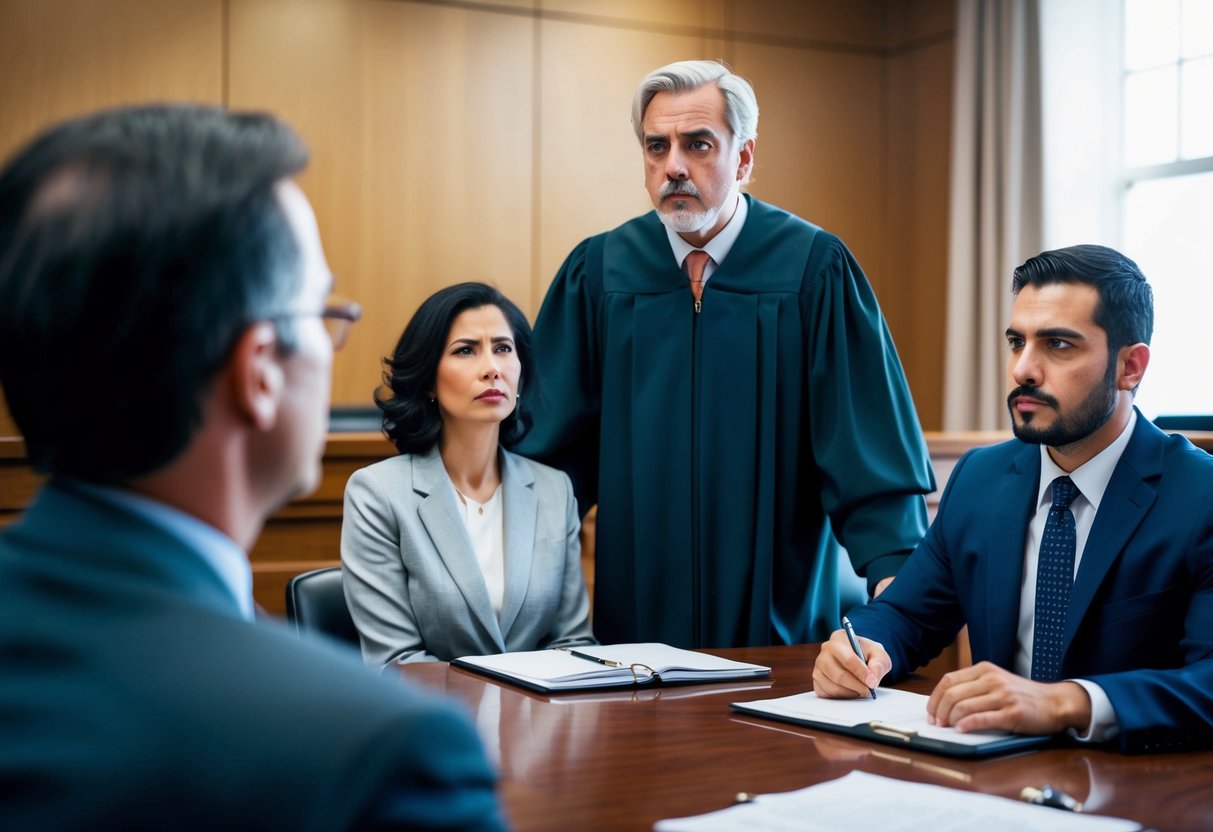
4;430;1211;623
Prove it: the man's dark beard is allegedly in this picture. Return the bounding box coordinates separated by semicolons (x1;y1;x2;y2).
1008;355;1118;447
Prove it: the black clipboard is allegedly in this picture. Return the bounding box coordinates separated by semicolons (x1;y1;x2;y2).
729;701;1053;758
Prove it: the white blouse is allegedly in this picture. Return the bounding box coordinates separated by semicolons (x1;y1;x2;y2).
452;482;505;615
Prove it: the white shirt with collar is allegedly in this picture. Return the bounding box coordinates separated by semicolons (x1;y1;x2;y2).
664;191;749;281
68;479;255;622
1015;408;1138;742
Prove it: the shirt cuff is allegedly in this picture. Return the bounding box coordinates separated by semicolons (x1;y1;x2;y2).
1067;679;1120;743
864;554;909;594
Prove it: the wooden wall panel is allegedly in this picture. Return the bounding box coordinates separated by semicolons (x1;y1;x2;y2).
734;42;887;294
540;0;715;29
0;0;223;162
536;20;706;294
887;0;954;45
0;0;955;433
884;35;954;431
228;0;536;407
0;0;224;442
450;0;534;9
731;0;888;50
0;399;14;439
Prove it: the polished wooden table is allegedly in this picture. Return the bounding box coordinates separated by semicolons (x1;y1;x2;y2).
399;645;1213;831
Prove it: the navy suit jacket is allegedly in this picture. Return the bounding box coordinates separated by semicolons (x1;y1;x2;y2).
847;414;1213;753
0;481;506;830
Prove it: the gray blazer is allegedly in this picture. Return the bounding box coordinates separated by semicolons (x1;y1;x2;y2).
341;445;596;665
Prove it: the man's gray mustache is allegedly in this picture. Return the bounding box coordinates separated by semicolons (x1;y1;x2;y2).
660;181;700;199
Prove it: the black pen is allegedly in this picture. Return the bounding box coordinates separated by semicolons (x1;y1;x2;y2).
841;616;876;700
557;647;627;668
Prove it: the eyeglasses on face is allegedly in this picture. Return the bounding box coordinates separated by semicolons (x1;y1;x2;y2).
270;294;362;350
318;295;362;350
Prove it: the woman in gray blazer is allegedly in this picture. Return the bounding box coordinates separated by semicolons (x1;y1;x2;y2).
342;283;596;665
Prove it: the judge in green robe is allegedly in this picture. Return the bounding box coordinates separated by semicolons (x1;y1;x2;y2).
518;60;934;648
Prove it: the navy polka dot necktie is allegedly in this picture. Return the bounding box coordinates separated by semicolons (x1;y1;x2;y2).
1031;476;1080;682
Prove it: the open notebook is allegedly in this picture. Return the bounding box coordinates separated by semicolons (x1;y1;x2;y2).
451;643;771;693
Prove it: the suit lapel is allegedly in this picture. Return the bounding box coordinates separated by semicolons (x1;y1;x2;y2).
412;447;504;649
497;450;536;640
985;445;1040;666
1063;416;1162;651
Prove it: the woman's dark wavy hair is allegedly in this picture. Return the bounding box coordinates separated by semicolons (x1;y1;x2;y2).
376;282;535;454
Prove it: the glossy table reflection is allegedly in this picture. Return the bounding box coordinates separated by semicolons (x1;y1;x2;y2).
398;645;1213;831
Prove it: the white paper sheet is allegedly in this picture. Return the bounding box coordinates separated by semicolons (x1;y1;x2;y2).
654;771;1142;832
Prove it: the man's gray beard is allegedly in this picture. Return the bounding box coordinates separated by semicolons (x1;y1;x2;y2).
657;199;721;234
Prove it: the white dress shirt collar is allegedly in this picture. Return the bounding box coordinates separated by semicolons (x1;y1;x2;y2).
1035;408;1138;516
664;191;749;282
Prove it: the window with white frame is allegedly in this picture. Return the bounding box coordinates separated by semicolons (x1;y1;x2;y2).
1121;0;1213;419
1041;0;1213;420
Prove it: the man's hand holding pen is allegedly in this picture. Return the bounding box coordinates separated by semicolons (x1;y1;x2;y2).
813;631;1097;736
812;623;892;700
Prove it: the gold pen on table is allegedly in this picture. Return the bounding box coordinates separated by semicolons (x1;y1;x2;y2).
841;616;877;700
556;647;627;668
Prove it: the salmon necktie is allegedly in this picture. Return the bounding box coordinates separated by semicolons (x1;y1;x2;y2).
685;249;709;304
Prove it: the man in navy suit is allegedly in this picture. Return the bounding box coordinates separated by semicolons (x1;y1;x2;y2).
0;105;505;829
813;244;1213;753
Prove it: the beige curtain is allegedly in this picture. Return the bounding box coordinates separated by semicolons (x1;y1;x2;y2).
944;0;1044;430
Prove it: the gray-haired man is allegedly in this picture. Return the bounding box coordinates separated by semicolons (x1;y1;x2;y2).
519;60;934;650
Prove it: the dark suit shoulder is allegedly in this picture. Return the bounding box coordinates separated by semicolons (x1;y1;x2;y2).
1114;415;1213;488
163;613;500;830
1158;427;1213;470
0;593;500;831
950;437;1034;477
240;624;505;830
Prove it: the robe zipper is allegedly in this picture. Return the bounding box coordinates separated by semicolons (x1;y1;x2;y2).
690;299;701;645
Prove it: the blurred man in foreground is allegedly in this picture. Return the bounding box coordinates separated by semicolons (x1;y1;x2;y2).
0;104;505;829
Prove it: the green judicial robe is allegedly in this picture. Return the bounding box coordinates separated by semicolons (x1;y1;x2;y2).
519;196;934;648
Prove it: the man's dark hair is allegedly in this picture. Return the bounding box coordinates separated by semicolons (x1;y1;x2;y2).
1011;244;1154;350
0;104;309;482
376;282;535;454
